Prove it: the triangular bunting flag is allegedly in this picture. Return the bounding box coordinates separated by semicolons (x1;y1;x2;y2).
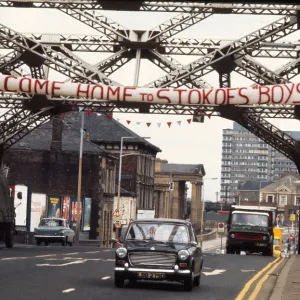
136;122;141;125
146;122;151;127
87;109;93;117
157;123;162;127
177;121;182;126
187;119;192;124
78;107;84;112
167;122;172;128
206;114;212;119
126;120;131;124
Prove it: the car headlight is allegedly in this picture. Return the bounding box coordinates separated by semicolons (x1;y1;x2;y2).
230;234;235;238
116;247;127;259
58;231;64;236
178;250;189;261
263;236;267;241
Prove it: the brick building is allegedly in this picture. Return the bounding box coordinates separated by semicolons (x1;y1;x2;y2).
3;112;117;247
80;113;161;211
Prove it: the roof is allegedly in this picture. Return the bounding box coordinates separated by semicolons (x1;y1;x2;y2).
159;163;206;176
68;112;161;153
261;174;300;190
132;218;191;225
10;113;107;154
238;181;274;191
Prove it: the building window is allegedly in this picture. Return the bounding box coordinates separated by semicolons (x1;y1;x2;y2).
266;195;274;203
295;196;300;206
279;195;287;206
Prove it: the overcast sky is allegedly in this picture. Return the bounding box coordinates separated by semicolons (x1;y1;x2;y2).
1;7;300;201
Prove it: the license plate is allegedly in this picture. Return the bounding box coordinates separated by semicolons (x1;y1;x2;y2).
136;272;165;279
256;243;265;247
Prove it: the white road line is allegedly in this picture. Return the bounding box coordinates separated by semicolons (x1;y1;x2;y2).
36;260;87;267
62;288;75;293
84;251;101;254
35;254;57;258
65;252;80;255
103;250;113;252
1;257;28;261
101;276;111;280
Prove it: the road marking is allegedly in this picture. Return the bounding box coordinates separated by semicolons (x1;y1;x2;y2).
241;270;255;272
65;252;80;255
36;260;87;267
1;257;28;261
235;257;281;300
248;259;283;300
103;250;113;252
101;276;111;280
35;254;57;258
203;267;212;270
202;269;226;276
62;288;75;293
84;251;101;254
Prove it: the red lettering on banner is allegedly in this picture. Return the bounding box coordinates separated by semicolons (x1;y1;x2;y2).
174;89;187;104
215;88;227;105
258;86;270;104
34;79;49;94
238;87;249;104
19;78;31;93
140;92;147;101
284;84;294;104
203;89;212;104
187;89;201;104
157;89;171;103
90;85;104;99
271;85;284;104
107;86;120;101
122;87;136;102
4;75;17;92
147;93;154;102
293;83;300;104
226;88;236;104
76;84;90;98
51;81;64;95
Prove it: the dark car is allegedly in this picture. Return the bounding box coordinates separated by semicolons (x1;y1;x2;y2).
111;218;204;291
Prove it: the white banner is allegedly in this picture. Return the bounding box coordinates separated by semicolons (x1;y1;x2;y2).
0;74;299;106
30;193;47;232
14;184;28;227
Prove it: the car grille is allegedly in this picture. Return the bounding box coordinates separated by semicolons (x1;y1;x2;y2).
128;252;177;267
235;233;263;240
37;232;59;236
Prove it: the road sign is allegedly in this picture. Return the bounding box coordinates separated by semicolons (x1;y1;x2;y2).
290;214;296;221
114;220;122;228
217;222;225;235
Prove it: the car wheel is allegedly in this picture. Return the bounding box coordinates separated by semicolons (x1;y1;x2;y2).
194;263;202;287
114;273;125;288
184;271;194;291
226;246;234;254
36;239;41;246
44;241;49;246
69;237;75;246
5;226;14;249
62;238;67;246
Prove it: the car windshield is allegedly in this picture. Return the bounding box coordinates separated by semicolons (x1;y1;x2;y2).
39;219;64;227
232;213;268;227
125;222;190;244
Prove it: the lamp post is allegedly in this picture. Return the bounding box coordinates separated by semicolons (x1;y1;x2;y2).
116;136;150;237
200;177;218;247
75;111;84;246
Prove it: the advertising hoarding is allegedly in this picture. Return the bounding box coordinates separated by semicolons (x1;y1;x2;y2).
30;193;47;232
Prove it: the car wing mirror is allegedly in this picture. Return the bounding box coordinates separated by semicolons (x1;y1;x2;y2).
190;241;197;247
110;238;118;243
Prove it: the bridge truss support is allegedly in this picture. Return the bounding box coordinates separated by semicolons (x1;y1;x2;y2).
0;2;300;172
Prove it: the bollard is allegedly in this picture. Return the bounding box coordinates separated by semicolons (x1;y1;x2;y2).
216;249;221;254
220;249;225;255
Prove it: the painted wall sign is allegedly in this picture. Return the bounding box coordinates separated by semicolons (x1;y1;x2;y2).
1;74;300;106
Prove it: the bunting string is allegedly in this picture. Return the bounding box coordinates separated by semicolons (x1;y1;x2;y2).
98;113;212;127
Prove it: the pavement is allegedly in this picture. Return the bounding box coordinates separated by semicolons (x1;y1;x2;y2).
0;238;278;300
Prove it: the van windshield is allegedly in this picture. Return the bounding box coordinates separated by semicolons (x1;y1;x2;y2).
232;213;268;227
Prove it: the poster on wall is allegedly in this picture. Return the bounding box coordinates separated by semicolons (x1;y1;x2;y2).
69;197;83;231
47;195;62;218
62;196;71;221
30;193;47;232
14;184;28;228
83;197;92;231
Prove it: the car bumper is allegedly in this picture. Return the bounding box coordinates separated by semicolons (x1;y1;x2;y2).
227;240;269;248
34;235;66;242
114;266;191;281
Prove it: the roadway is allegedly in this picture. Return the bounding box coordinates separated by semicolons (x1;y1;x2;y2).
0;243;281;300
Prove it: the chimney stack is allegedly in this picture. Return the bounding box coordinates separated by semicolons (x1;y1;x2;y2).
50;114;64;151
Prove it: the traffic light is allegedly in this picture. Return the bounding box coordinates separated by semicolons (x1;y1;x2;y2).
169;182;174;191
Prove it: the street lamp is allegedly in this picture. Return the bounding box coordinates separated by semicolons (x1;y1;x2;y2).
200;177;218;247
115;136;151;237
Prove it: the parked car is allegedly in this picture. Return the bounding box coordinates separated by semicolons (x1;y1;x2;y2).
111;218;204;291
34;218;75;246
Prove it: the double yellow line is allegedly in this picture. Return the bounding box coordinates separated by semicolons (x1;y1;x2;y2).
235;257;283;300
